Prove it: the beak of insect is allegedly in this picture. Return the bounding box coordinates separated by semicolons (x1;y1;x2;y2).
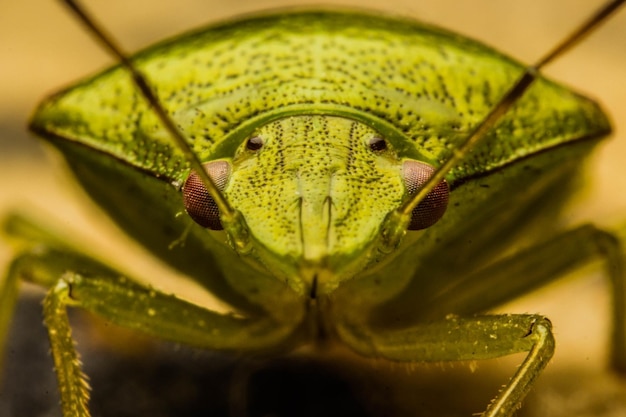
289;173;336;293
297;193;333;262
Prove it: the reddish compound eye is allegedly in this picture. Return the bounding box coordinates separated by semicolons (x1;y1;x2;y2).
402;160;449;230
182;161;231;230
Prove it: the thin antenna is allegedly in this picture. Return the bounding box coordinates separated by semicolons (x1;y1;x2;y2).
397;0;626;221
61;0;237;222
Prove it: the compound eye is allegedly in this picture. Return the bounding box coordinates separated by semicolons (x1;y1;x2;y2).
402;160;449;230
182;160;231;230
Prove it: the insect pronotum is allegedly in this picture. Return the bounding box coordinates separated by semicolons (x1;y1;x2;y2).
1;1;626;417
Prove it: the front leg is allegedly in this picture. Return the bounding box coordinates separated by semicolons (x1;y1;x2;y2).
336;314;554;417
1;216;304;417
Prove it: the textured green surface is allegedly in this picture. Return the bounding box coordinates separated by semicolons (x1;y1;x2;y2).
30;10;610;185
227;115;405;292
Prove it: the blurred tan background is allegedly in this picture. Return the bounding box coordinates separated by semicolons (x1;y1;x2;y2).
1;0;625;416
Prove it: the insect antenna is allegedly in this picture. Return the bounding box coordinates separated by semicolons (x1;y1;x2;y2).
58;0;253;247
383;0;626;248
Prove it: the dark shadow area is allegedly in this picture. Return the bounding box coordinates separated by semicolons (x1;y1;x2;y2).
4;293;624;417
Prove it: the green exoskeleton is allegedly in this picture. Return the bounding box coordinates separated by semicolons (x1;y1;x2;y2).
1;0;626;416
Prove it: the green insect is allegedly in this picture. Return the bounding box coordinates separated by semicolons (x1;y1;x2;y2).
1;0;626;416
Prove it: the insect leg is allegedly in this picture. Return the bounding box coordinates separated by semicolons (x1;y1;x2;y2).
1;214;303;417
0;245;21;374
421;224;626;374
336;314;554;417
